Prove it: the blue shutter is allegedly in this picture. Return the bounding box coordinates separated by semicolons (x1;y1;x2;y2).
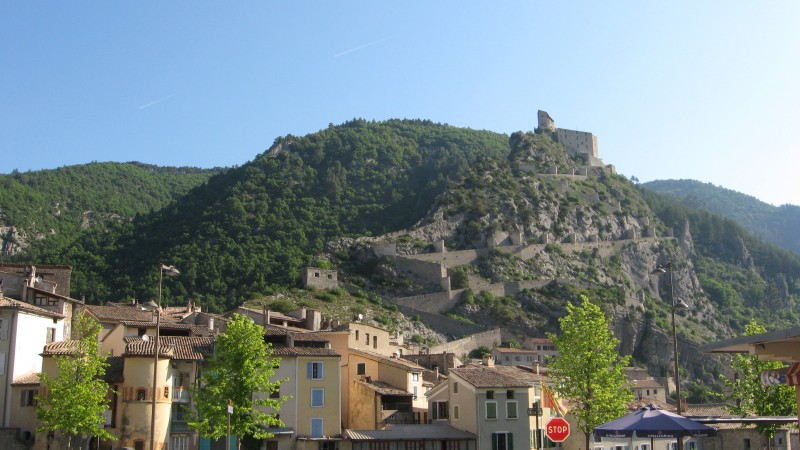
307;362;313;379
311;418;323;437
318;362;324;379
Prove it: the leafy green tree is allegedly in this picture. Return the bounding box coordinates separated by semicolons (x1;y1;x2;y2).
547;296;633;450
189;314;285;449
722;320;797;446
37;312;115;450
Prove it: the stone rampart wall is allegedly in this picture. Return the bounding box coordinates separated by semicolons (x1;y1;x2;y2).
429;328;502;356
394;256;447;288
402;248;487;267
395;305;488;339
391;290;462;314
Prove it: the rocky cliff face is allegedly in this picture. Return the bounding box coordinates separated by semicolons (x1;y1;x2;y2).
329;133;734;395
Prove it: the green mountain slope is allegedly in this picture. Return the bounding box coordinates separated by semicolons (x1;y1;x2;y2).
6;121;800;402
0;162;223;259
31;119;509;307
642;179;800;255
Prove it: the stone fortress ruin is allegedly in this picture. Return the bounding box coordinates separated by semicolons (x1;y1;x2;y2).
537;110;603;167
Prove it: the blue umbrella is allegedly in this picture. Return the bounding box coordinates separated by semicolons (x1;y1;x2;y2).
594;404;716;448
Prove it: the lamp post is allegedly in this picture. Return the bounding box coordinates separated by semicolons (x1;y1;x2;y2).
151;263;180;450
651;262;689;450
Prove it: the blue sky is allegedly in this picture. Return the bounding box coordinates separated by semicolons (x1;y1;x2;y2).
2;2;799;206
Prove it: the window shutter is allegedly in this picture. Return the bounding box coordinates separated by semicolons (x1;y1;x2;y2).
318;362;323;379
307;362;313;379
491;433;498;450
508;432;513;450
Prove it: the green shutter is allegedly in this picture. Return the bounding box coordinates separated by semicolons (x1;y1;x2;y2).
508;432;513;450
492;433;498;450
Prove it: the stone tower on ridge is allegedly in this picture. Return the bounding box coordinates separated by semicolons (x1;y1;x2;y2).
537;110;602;167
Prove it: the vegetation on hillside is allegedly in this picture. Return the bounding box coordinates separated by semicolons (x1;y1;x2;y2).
642;179;800;255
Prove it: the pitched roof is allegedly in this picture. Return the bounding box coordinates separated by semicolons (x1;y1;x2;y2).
493;347;539;354
123;336;213;360
86;304;157;322
123;340;176;358
632;379;664;389
12;372;40;385
350;349;425;371
0;296;65;319
449;365;530;388
355;379;411;396
42;340;83;355
345;424;475;441
272;346;339;357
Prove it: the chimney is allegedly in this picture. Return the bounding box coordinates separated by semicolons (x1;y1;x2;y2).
482;354;494;367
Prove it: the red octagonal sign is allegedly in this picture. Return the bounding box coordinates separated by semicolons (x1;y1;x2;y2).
545;417;570;442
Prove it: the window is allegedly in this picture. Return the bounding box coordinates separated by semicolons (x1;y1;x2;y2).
491;432;513;450
373;335;377;348
46;327;56;344
136;389;146;401
21;389;37;406
365;333;370;345
453;405;459;419
404;442;425;450
311;388;325;407
171;435;190;450
355;330;359;341
506;390;514;399
134;441;145;450
357;362;366;375
506;401;518;419
486;390;494;399
413;386;418;399
172;402;186;421
432;401;448;420
412;372;420;382
307;362;324;379
486;401;497;420
452;382;458;393
319;442;339;450
311;418;324;438
270;387;280;399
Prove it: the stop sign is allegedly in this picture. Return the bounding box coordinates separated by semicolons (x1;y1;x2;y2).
545;417;570;442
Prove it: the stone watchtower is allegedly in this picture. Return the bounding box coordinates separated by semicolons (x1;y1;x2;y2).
537;110;556;132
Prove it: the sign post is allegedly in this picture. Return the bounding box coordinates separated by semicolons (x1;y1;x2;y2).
545;417;570;443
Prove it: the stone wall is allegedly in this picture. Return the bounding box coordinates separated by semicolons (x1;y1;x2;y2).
302;267;338;289
0;429;31;450
401;248;487;267
429;329;502;356
391;290;462;314
394;256;449;291
396;305;487;339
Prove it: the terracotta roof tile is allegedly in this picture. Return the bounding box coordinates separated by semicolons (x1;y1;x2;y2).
124;336;213;360
12;372;40;385
632;379;664;389
351;349;425;371
355;379;411;396
449;365;530;389
0;296;65;319
42;340;82;355
272;347;339;357
493;347;539;354
86;304;157;322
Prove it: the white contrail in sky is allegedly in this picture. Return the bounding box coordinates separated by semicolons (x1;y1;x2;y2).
333;39;385;58
138;93;178;110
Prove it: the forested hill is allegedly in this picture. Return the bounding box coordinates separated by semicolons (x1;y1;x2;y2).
28;120;510;307
0;162;223;258
642;179;800;255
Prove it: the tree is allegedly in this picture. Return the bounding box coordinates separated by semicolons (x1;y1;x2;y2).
547;296;633;450
37;312;115;450
722;320;797;448
188;314;285;449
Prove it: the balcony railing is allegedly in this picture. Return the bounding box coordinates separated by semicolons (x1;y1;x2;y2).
172;387;191;403
170;421;192;433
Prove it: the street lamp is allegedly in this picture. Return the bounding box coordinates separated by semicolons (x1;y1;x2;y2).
151;263;180;450
651;262;689;450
